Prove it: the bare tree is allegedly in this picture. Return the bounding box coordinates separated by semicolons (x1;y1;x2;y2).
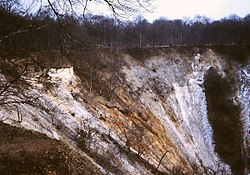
0;57;41;123
18;0;155;20
76;119;98;151
16;106;22;123
122;120;150;156
0;0;21;13
0;62;28;106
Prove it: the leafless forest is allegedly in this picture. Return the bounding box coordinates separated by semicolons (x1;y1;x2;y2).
1;0;250;54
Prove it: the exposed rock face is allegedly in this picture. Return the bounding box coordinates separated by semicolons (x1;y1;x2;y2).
239;64;250;174
0;47;249;174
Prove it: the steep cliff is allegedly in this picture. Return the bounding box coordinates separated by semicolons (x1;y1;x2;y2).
0;46;249;174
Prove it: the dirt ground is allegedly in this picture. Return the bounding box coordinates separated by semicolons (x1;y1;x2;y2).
0;121;102;175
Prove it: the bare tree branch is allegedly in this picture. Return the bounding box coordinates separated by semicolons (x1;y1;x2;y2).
0;66;27;97
0;24;48;43
156;151;168;171
29;0;155;19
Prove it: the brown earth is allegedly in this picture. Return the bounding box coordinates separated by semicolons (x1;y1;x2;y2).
0;121;103;175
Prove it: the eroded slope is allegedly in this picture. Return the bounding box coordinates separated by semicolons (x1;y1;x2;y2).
0;47;249;174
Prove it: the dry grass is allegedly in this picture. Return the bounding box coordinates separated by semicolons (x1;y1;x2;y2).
0;121;103;175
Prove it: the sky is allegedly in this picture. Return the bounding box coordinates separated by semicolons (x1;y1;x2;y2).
22;0;250;22
143;0;250;21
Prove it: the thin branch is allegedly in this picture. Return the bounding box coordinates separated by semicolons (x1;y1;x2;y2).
23;0;38;14
156;151;168;171
103;0;118;16
82;0;89;19
47;0;62;24
0;66;27;97
0;24;48;43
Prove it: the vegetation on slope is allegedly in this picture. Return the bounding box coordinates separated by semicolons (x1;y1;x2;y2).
0;121;104;175
204;68;244;175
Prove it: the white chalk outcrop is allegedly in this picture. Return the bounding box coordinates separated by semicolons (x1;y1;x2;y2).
1;48;249;174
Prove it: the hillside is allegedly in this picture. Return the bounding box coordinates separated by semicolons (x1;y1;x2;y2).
0;46;249;175
0;121;104;174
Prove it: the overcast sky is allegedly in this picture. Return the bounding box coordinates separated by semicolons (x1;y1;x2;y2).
23;0;250;22
143;0;250;21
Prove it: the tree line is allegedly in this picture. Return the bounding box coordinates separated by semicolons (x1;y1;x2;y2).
1;2;250;54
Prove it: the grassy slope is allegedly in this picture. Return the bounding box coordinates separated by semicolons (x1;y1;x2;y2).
0;122;103;175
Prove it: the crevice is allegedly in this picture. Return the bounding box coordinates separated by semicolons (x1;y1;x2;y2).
204;67;244;175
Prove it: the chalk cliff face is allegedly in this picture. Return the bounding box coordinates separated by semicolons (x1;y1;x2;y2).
0;47;249;174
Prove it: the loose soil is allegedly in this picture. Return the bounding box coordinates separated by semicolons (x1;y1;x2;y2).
0;121;103;175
